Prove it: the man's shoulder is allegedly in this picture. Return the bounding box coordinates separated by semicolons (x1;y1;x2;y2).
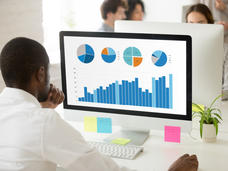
39;108;60;120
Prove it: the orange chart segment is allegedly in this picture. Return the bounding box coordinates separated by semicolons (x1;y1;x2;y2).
102;48;108;55
133;57;143;67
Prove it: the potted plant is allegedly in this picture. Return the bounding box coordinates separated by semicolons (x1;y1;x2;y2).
192;94;223;142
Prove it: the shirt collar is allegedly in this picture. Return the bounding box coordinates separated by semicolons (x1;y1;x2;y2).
0;87;41;107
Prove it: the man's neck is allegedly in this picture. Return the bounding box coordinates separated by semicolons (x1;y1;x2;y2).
104;20;114;29
7;83;38;99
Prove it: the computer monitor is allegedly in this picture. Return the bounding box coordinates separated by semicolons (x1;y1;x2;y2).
60;31;192;145
115;21;224;106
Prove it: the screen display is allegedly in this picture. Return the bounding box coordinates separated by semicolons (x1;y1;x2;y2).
61;32;191;119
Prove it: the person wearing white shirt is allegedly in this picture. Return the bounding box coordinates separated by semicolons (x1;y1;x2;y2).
0;37;198;171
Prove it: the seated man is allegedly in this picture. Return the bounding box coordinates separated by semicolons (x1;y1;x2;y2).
98;0;127;32
0;37;198;171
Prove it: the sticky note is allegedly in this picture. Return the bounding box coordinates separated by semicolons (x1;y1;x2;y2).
97;117;112;133
84;116;97;132
111;138;131;145
164;126;181;143
192;104;204;112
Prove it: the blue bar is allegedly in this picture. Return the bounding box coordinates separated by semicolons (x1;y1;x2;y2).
159;78;162;108
129;83;132;105
84;87;88;101
145;90;149;107
122;81;125;105
152;78;156;107
119;85;122;105
103;90;106;103
99;87;103;103
79;98;81;101
156;80;159;107
139;88;142;106
126;81;129;105
109;85;112;104
112;83;115;104
106;88;109;104
143;92;146;106
132;81;135;105
135;78;139;106
160;77;163;107
166;88;169;108
115;81;119;105
91;94;94;102
169;74;173;109
88;93;90;102
97;89;100;103
162;76;166;108
149;93;152;107
93;90;97;102
81;97;85;102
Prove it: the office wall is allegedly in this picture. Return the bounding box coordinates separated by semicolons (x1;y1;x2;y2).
0;0;43;51
0;0;43;92
143;0;197;22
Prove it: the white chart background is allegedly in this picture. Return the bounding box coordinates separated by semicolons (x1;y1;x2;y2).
63;36;187;115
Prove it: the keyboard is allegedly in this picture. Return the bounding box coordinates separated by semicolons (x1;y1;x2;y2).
88;141;144;160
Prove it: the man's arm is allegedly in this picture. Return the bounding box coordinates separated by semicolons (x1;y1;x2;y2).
42;111;135;171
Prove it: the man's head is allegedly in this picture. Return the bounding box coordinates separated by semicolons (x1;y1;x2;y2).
101;0;127;28
0;37;50;102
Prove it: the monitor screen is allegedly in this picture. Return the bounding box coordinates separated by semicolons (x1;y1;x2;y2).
60;31;192;120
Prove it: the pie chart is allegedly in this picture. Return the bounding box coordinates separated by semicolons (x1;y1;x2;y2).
101;47;116;63
152;50;167;67
77;44;95;64
123;47;142;67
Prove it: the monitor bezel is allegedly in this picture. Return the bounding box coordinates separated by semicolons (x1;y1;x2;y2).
59;31;192;121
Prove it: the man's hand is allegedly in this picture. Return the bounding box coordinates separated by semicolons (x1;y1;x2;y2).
215;0;226;11
40;84;65;109
168;154;198;171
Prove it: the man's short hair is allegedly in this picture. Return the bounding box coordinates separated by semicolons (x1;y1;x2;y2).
0;37;49;87
101;0;128;19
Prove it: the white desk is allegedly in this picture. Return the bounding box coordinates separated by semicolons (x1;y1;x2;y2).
57;101;228;171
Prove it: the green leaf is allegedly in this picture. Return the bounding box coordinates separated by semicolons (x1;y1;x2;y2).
192;113;201;119
213;118;219;135
214;117;220;124
192;103;204;113
200;118;204;138
212;113;223;121
211;108;221;114
209;94;223;109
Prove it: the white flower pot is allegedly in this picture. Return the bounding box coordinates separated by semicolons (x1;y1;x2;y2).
202;124;217;142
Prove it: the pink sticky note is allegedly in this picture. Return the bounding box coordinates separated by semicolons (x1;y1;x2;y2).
164;126;181;143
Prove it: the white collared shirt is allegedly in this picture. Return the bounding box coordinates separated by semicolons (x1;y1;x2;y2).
0;87;134;171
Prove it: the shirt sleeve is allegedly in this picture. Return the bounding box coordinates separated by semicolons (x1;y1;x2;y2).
42;110;136;171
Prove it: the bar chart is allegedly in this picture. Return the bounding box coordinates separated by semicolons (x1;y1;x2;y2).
78;74;173;109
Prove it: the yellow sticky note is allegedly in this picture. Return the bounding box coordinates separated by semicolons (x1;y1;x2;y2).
192;104;204;112
84;116;97;132
111;138;131;145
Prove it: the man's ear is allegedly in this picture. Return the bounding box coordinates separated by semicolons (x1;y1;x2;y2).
106;12;114;19
35;66;45;83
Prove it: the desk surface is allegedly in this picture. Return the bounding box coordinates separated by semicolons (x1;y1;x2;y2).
57;100;228;171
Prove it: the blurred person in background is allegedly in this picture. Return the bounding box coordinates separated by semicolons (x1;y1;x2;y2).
126;0;145;20
98;0;128;32
186;3;228;100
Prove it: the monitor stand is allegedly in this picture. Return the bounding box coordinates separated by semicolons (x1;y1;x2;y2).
104;130;150;146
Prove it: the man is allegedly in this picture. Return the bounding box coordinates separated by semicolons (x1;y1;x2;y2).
98;0;127;32
0;37;198;171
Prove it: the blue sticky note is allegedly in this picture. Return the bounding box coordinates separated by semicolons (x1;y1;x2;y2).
97;117;112;133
